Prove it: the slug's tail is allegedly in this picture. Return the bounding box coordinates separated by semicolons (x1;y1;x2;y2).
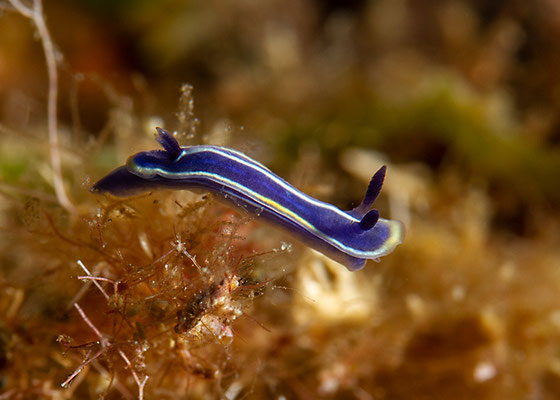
348;165;386;232
337;165;404;271
344;217;405;271
358;209;379;230
351;165;386;217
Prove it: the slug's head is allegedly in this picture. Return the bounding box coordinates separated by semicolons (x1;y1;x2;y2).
126;127;183;179
91;127;183;196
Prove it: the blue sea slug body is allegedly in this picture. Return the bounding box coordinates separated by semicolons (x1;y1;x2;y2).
92;128;404;271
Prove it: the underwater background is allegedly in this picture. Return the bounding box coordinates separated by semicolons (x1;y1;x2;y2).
1;0;560;398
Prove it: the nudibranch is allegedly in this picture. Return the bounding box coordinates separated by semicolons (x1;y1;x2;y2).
92;128;404;271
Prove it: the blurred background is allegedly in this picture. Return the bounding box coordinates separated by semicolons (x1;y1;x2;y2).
1;0;560;399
